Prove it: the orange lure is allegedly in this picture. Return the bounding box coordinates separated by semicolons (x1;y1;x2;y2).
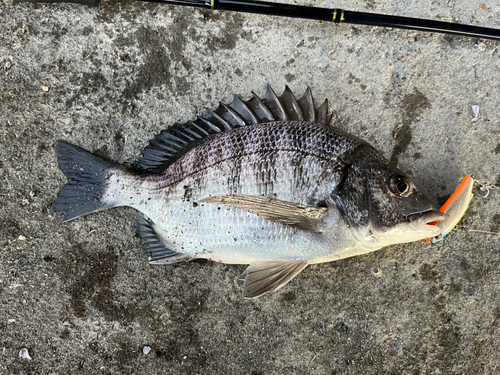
427;175;474;243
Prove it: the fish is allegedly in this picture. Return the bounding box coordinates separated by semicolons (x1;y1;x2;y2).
52;86;445;298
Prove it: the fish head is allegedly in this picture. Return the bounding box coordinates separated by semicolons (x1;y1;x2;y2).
333;162;444;250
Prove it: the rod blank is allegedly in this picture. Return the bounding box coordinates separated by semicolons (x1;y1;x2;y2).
141;0;500;41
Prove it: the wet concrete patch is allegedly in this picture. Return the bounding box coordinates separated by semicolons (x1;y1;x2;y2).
391;88;431;164
491;213;500;233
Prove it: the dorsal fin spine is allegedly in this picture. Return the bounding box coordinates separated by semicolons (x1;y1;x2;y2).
217;103;246;127
230;95;259;125
150;139;179;153
263;85;288;121
195;117;222;133
169;125;197;142
316;100;330;124
250;93;274;121
188;121;210;136
145;152;172;162
176;126;201;141
297;87;316;122
163;132;188;146
279;86;304;121
206;109;233;131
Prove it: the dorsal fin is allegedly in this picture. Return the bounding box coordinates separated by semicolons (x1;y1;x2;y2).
136;86;332;174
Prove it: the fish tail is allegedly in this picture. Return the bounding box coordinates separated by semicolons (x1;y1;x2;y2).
52;141;124;221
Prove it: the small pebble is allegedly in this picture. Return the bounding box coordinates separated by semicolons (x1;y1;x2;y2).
115;134;125;148
475;43;486;51
8;318;15;323
19;348;31;360
18;235;27;241
471;105;480;122
143;346;151;355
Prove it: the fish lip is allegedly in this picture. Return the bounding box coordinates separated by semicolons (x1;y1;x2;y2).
407;210;445;225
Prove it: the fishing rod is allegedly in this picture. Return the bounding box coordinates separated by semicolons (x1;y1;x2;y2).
138;0;500;41
25;0;500;41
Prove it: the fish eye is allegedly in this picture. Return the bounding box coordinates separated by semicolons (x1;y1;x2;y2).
389;175;412;197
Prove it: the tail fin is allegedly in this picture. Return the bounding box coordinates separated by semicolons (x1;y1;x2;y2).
52;141;121;221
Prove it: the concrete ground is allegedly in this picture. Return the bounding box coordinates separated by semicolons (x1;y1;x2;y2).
1;0;500;373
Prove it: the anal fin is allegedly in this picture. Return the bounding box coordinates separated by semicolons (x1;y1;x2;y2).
244;261;308;299
137;214;191;264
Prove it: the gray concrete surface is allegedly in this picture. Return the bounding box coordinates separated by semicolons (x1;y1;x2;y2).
1;0;500;373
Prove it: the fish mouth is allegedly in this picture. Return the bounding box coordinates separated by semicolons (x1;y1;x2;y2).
407;210;445;226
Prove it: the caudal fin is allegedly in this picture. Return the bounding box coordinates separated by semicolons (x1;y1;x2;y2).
52;141;120;221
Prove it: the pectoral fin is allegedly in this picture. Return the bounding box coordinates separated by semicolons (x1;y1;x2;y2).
243;261;308;298
200;194;327;231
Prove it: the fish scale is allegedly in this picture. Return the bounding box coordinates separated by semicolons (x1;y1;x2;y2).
52;86;444;298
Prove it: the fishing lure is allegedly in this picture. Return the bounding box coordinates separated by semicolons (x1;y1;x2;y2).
427;175;474;243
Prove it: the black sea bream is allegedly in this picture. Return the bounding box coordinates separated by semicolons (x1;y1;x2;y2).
53;86;444;298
